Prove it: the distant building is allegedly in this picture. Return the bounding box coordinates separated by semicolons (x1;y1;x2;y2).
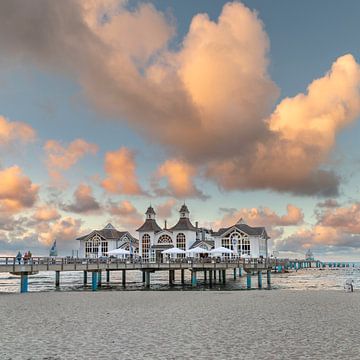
136;205;269;260
77;223;138;258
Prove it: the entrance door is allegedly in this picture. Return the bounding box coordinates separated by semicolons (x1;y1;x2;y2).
156;250;163;263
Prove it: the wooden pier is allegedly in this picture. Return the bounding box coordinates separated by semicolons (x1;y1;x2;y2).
0;257;273;293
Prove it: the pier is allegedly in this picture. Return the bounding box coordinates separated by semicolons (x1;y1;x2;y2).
0;257;273;293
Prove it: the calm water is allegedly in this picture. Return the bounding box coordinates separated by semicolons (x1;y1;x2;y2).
1;267;360;293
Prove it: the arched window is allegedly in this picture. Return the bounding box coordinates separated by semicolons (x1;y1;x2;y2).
221;230;241;250
85;234;105;257
158;234;172;244
176;233;186;250
142;234;150;259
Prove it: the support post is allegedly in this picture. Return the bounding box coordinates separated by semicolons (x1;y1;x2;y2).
145;271;150;288
83;271;87;285
169;270;174;285
20;273;28;293
246;273;251;289
106;270;110;283
222;270;226;284
191;271;197;287
122;270;126;286
92;272;98;291
233;268;237;280
209;270;213;288
98;270;102;287
181;269;185;285
142;271;146;283
239;267;243;277
55;271;60;288
218;270;221;280
258;271;262;289
204;270;207;282
267;269;271;289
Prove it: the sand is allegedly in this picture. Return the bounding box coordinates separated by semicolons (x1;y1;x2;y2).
0;290;359;360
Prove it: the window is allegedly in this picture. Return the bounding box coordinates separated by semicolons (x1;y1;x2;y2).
176;233;186;250
221;238;231;249
158;234;172;244
142;234;150;259
241;237;250;255
85;235;104;257
101;240;108;255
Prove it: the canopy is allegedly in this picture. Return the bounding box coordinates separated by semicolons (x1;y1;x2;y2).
187;247;210;254
107;248;131;256
162;247;186;254
210;247;234;254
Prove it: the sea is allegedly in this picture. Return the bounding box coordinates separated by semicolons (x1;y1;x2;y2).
1;266;360;293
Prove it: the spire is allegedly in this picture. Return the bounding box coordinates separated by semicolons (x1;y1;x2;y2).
179;203;190;218
145;205;156;220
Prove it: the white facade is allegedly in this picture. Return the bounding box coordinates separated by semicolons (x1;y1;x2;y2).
77;223;138;258
137;206;269;259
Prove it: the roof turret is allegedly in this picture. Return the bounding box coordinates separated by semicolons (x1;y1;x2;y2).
179;203;190;218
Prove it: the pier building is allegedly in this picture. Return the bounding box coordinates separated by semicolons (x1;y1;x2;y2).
137;205;269;260
77;223;138;258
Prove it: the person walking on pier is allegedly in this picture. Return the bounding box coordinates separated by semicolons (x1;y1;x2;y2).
16;251;22;264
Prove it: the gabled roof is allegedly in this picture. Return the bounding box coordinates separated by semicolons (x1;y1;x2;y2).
170;217;196;231
76;227;130;241
190;239;214;249
136;219;162;233
213;223;268;238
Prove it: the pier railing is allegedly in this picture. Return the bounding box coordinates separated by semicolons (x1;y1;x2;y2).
0;256;273;273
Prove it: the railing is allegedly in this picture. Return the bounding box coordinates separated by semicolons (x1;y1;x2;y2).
0;256;275;271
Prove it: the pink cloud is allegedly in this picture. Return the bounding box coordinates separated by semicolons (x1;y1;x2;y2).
62;183;101;214
0;166;39;214
102;147;144;195
44;138;98;183
153;159;208;199
1;2;360;195
0;115;36;146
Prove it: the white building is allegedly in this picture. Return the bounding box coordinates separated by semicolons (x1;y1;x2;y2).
77;223;138;258
136;205;269;260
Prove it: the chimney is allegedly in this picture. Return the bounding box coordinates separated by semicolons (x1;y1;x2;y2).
195;221;199;240
164;220;167;229
195;221;198;229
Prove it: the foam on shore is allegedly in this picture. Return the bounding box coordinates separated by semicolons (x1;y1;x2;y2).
0;291;359;359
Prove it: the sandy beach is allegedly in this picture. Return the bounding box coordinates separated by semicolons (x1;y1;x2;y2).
0;290;359;359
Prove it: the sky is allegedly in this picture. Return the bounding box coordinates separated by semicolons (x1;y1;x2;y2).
1;0;360;260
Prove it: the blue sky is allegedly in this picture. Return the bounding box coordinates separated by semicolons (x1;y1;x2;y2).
1;1;360;260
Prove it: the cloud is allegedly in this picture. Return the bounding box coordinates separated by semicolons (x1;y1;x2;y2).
316;199;340;208
62;183;101;213
33;205;60;222
44;138;98;183
36;216;83;246
153;159;208;199
1;2;360;195
217;204;303;228
0;115;36;146
102;147;144;195
0;166;39;214
276;202;360;252
207;204;303;241
107;200;143;229
207;54;360;196
155;198;177;219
